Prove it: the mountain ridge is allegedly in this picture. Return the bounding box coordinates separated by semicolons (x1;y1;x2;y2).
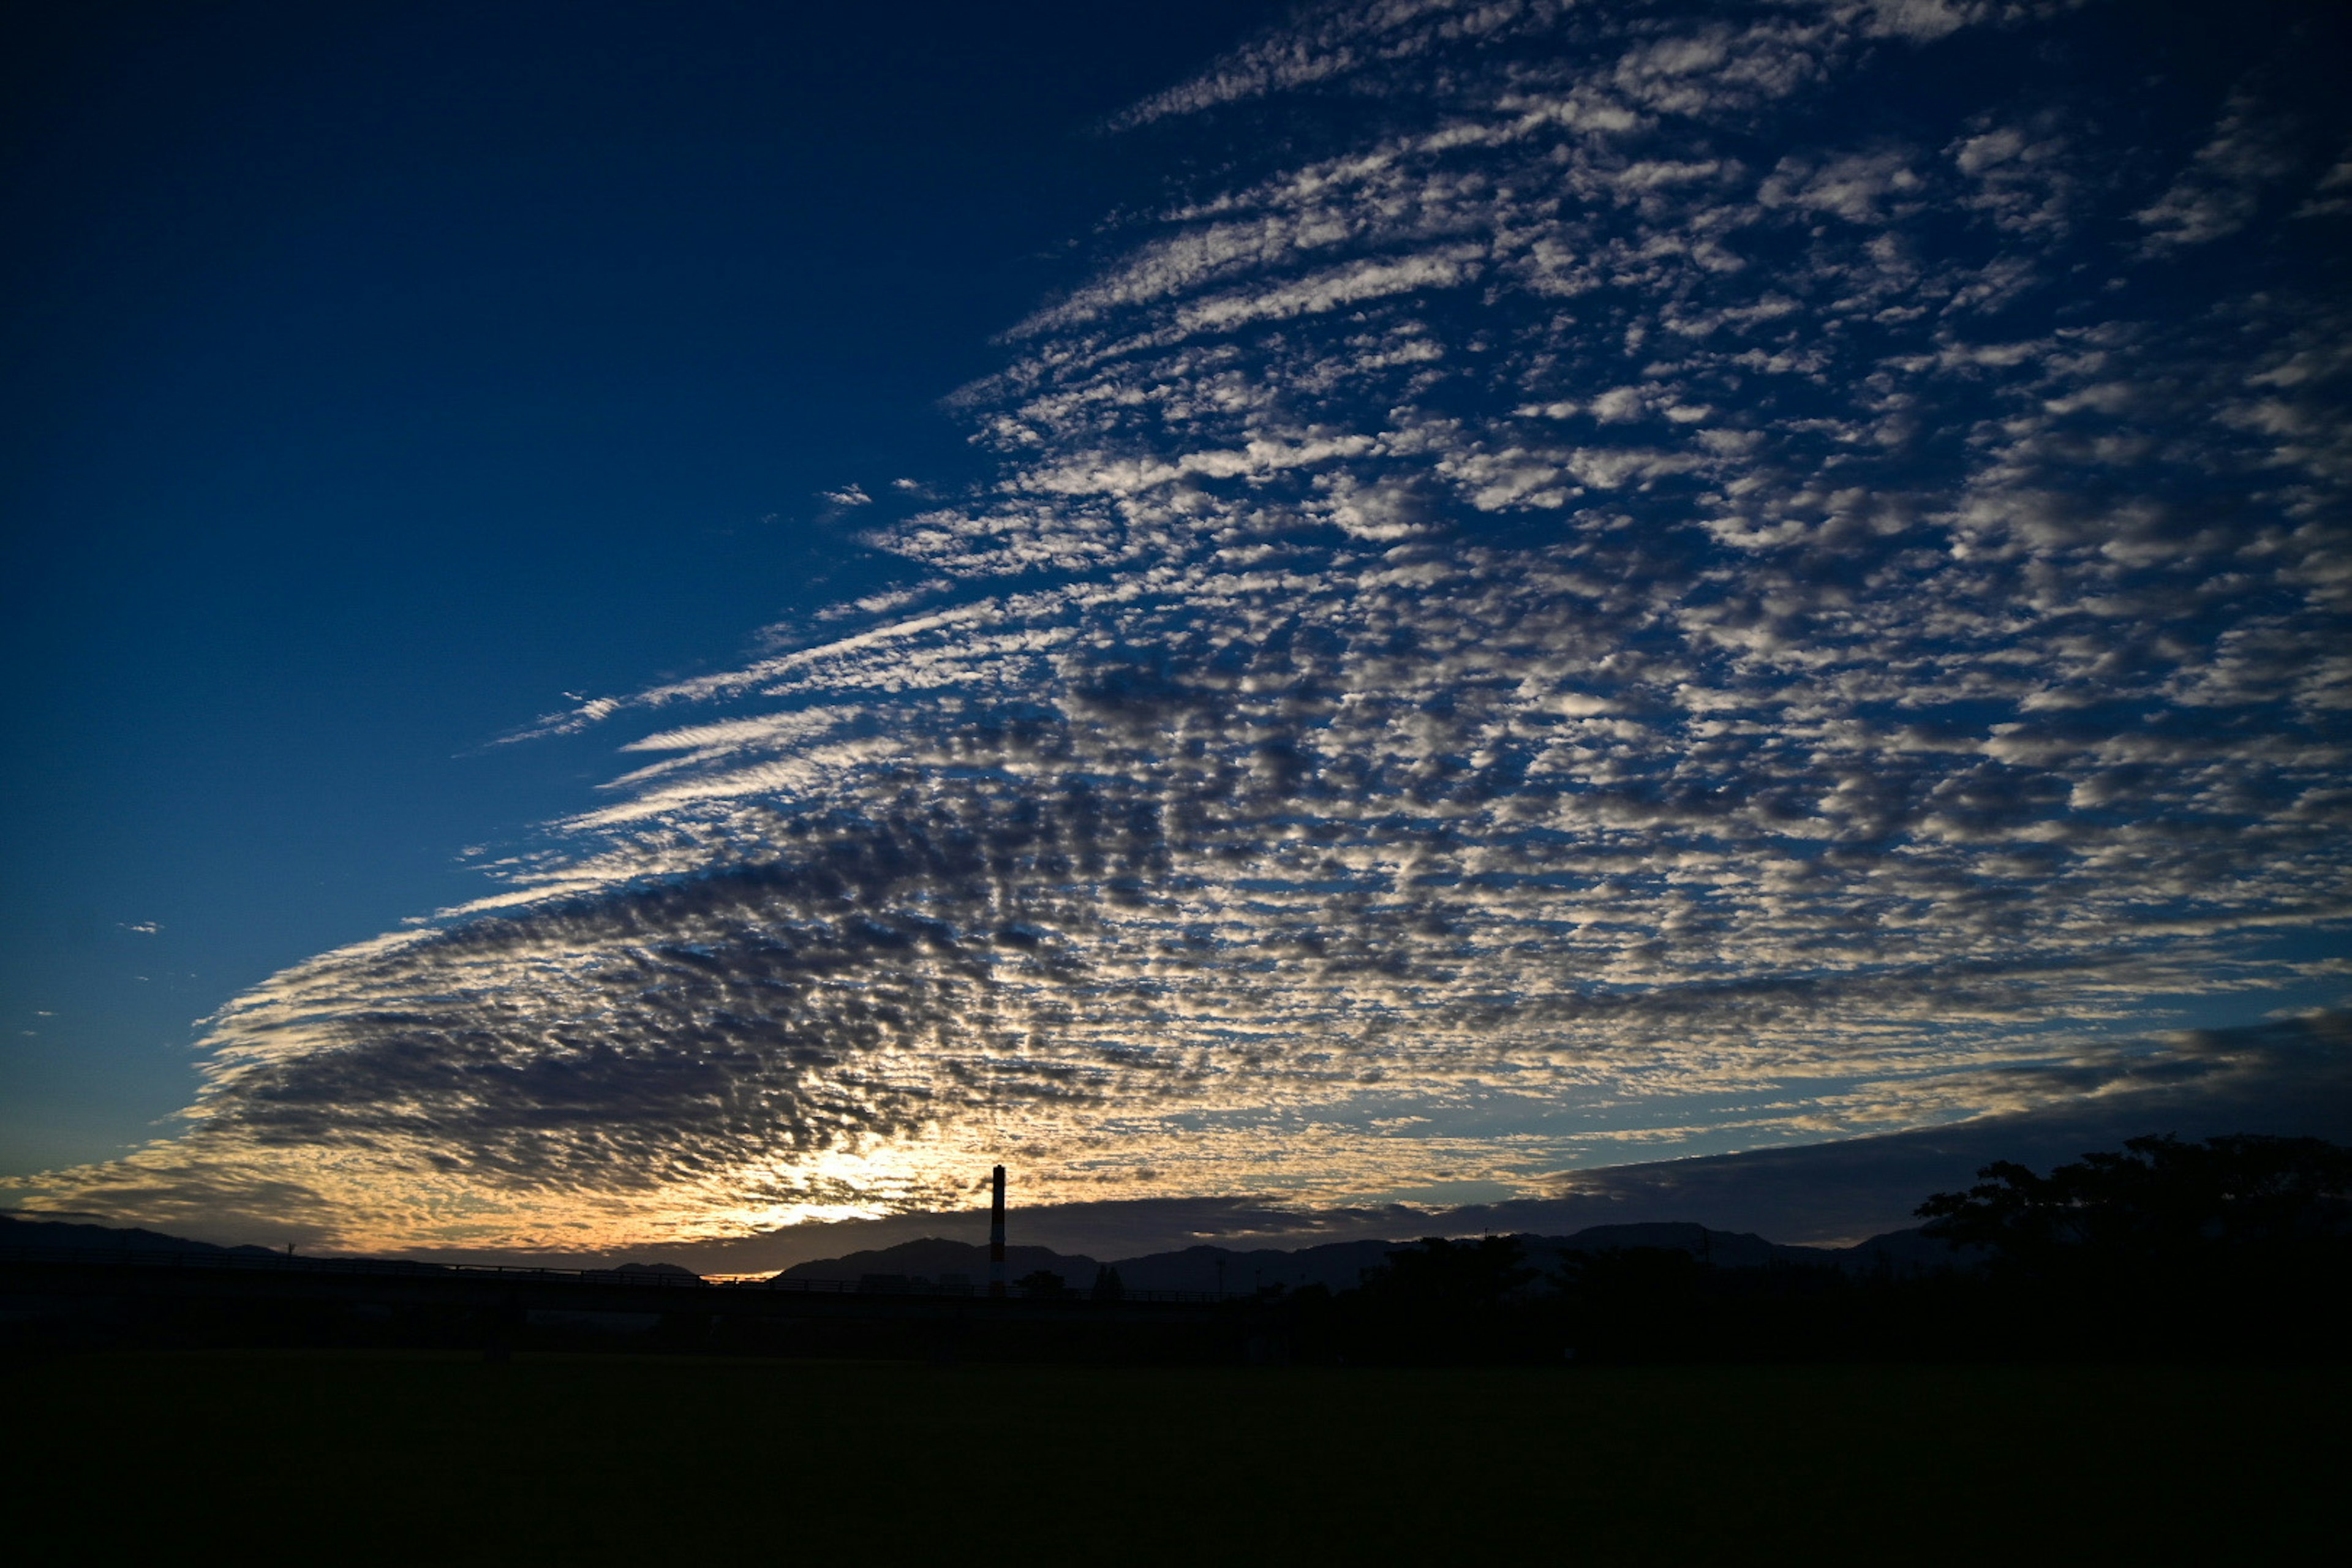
4;1212;1966;1284
770;1221;1964;1292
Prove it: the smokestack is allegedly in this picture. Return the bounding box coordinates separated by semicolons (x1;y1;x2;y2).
988;1164;1007;1298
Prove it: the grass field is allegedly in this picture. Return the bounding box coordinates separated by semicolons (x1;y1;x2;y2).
11;1353;2341;1561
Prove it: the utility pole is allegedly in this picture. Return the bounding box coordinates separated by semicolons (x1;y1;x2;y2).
989;1164;1007;1298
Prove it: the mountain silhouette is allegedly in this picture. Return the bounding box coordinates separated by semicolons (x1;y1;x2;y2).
771;1238;1102;1287
770;1222;1966;1292
5;1212;1970;1286
0;1214;282;1257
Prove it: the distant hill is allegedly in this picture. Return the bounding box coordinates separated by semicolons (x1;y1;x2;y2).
0;1215;282;1258
1814;1226;1980;1274
4;1212;1967;1286
772;1223;1967;1291
603;1261;701;1279
0;1217;722;1280
773;1238;1103;1286
1112;1238;1404;1294
1106;1225;1890;1292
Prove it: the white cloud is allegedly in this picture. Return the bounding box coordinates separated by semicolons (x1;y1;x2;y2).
2134;89;2299;254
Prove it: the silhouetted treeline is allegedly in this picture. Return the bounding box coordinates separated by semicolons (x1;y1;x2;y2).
9;1134;2343;1364
1270;1135;2352;1365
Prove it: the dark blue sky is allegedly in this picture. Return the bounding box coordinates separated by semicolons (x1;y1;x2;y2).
2;1;1276;1171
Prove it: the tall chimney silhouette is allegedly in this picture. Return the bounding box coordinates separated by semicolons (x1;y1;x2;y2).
988;1164;1007;1297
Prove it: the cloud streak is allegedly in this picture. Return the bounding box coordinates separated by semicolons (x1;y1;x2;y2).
24;0;2350;1253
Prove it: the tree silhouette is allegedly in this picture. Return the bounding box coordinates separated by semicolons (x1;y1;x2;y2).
1326;1236;1540;1363
1359;1235;1533;1309
1918;1134;2352;1276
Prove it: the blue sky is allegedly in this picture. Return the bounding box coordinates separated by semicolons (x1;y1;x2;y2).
6;0;2348;1258
3;0;1274;1173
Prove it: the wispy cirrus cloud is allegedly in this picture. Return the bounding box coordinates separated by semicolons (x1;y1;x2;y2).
22;0;2350;1254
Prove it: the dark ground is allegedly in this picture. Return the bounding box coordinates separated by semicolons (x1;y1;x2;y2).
9;1353;2341;1561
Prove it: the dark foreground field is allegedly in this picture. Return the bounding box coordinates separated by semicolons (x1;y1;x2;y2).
13;1354;2340;1561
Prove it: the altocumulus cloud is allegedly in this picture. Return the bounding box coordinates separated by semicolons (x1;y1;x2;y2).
33;0;2352;1253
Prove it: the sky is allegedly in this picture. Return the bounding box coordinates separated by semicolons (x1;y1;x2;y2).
5;0;2348;1261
